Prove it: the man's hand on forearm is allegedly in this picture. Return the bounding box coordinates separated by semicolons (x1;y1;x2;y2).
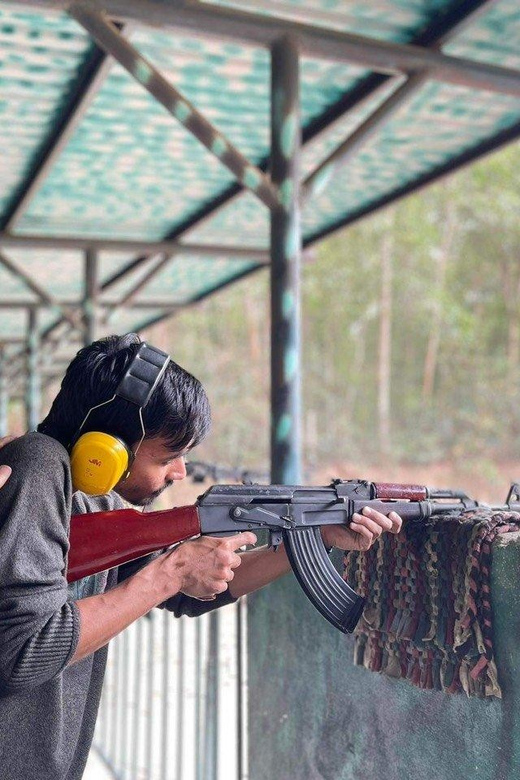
0;465;11;489
321;506;402;551
229;507;404;599
0;435;17;489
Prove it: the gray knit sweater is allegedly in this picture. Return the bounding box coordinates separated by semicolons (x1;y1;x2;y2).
0;432;235;780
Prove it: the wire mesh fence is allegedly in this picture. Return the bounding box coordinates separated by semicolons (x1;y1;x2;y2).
93;598;248;780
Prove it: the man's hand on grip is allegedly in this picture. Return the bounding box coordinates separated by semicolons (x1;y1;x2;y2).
169;532;257;601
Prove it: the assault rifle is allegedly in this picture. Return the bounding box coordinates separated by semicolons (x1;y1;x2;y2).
68;479;520;634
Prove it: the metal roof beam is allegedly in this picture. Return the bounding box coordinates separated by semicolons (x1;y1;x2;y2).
11;0;520;97
302;0;500;198
144;0;507;250
0;348;8;436
19;0;496;351
0;250;83;331
84;249;98;345
3;236;267;344
102;253;177;325
25;307;41;431
302;73;425;199
2;0;512;366
0;300;181;308
89;0;502;342
69;4;280;210
0;233;268;259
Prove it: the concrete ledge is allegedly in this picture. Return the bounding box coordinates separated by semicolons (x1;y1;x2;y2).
248;534;520;780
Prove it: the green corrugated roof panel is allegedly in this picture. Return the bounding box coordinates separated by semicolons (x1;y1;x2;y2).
15;34;370;240
0;308;30;339
0;0;519;374
0;247;85;297
444;0;520;68
100;252;258;305
0;6;92;218
127;256;258;302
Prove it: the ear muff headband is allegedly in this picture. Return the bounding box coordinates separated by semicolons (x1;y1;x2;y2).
70;341;170;495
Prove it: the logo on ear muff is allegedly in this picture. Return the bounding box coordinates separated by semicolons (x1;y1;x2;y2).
70;432;134;495
69;341;170;495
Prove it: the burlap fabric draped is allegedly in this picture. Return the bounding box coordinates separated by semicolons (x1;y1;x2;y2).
343;509;520;698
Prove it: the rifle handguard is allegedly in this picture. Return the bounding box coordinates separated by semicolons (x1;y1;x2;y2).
282;527;365;633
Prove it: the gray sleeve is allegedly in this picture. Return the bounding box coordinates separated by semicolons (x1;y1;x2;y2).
0;433;80;695
117;552;239;617
158;588;238;617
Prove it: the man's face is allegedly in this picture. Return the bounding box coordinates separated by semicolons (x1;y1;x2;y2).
115;436;189;507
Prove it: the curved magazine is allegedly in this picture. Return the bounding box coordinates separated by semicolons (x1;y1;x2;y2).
283;526;365;633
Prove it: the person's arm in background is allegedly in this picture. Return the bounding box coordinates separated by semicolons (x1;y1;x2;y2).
0;465;11;489
0;435;16;488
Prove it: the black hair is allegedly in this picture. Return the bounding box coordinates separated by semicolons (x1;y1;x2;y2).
38;333;211;452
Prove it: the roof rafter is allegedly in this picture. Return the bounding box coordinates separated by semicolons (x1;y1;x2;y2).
69;4;280;210
0;300;181;308
2;0;517;382
0;250;83;330
302;0;501;198
306;117;520;246
77;0;494;314
11;0;520;95
0;234;269;258
102;252;176;325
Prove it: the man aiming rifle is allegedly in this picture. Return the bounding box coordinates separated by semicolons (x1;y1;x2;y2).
0;334;401;780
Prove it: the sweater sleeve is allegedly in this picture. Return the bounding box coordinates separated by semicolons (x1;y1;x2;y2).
158;588;238;617
0;433;80;695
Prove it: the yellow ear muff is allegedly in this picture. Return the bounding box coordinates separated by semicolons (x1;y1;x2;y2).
70;431;133;495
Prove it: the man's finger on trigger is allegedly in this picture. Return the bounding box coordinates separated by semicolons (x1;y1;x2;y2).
231;532;257;549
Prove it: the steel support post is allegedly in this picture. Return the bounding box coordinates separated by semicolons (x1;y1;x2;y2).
203;611;219;780
84;249;98;346
0;348;8;436
25;308;41;432
270;36;302;485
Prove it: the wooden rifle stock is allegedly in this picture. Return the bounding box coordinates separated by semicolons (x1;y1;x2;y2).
67;505;201;583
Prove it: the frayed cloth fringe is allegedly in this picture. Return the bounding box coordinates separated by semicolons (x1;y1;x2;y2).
343;510;520;698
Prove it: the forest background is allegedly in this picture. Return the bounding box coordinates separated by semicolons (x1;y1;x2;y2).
35;141;520;505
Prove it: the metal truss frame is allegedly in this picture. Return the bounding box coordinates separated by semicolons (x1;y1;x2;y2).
1;0;519;474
